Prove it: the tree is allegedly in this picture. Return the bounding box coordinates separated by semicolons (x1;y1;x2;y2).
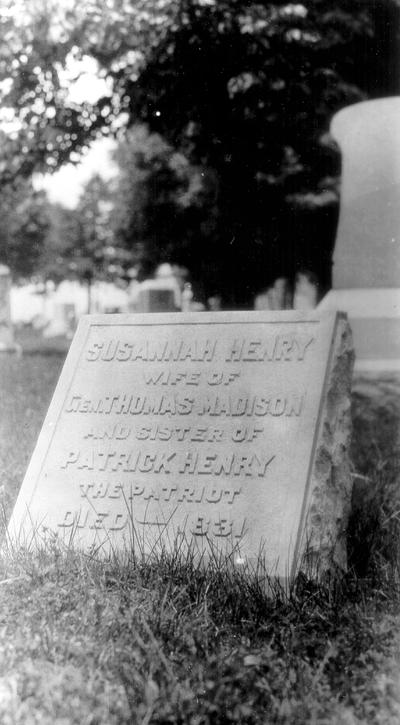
41;174;129;309
112;125;220;300
1;0;399;302
39;203;81;284
120;0;400;302
0;175;49;280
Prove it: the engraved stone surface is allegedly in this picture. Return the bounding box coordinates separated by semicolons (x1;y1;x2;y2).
8;311;354;581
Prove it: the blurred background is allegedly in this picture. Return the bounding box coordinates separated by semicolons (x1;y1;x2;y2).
0;0;399;348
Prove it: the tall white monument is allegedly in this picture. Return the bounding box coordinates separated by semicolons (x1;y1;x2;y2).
319;97;400;371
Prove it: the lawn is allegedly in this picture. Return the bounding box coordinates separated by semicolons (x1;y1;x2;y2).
0;345;399;724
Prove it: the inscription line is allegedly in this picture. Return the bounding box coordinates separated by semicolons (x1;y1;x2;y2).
89;321;321;327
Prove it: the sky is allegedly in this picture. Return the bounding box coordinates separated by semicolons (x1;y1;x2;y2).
0;50;113;208
33;137;118;208
30;54;118;208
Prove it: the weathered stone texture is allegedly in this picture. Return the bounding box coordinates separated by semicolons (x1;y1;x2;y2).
8;311;354;584
300;315;354;576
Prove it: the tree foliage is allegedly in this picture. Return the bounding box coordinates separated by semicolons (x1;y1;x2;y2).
41;174;129;287
112;125;219;298
1;0;399;301
0;169;49;280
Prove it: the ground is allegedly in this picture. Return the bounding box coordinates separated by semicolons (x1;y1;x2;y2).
0;329;399;724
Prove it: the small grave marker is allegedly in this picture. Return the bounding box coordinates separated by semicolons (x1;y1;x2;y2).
8;311;353;581
0;265;18;352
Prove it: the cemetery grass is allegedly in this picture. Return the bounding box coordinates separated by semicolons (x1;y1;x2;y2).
0;356;400;724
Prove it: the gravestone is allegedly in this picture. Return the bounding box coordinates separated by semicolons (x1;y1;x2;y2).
61;303;77;338
0;265;18;352
319;97;400;371
293;272;319;311
137;286;177;313
43;302;77;339
134;280;179;313
254;278;292;311
8;310;354;582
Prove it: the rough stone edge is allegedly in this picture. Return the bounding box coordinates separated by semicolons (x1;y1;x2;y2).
298;314;355;580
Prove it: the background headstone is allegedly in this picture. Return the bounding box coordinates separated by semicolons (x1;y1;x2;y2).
319;97;400;371
331;97;400;289
293;271;319;311
136;284;178;312
254;277;293;310
0;265;18;352
43;302;76;339
8;310;354;582
181;283;194;312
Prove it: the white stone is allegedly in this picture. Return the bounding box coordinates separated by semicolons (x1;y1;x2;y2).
320;289;400;372
8;310;354;582
331;97;400;289
0;265;18;352
319;98;400;371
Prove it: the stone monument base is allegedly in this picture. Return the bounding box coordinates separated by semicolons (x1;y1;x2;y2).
319;288;400;372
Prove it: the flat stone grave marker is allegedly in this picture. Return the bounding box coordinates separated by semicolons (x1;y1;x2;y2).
8;311;353;581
